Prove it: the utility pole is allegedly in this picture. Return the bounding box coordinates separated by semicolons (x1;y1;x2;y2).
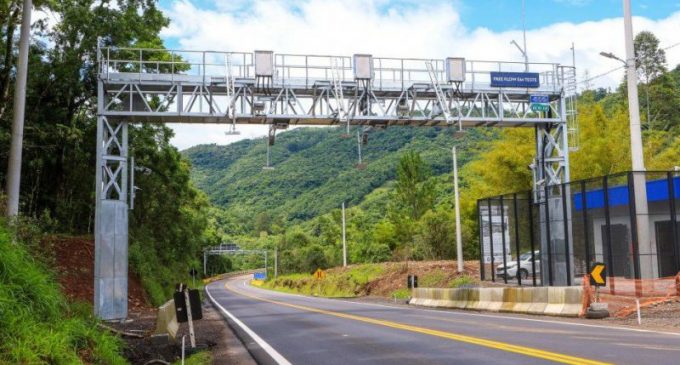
453;147;463;273
623;0;644;172
623;0;651;279
342;202;347;267
5;0;32;217
521;0;528;72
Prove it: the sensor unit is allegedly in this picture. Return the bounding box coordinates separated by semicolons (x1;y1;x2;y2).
353;54;373;80
254;50;274;77
445;57;466;83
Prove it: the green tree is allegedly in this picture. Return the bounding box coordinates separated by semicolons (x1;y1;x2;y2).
634;31;667;127
394;150;435;220
416;208;455;260
635;31;667;84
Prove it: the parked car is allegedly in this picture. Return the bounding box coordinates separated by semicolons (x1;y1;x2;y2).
496;251;540;280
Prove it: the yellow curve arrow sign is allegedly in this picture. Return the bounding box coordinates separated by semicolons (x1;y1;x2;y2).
590;264;606;285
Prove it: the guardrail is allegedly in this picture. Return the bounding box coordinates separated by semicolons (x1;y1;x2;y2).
410;286;585;317
97;46;568;93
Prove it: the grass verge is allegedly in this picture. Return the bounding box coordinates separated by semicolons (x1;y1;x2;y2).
262;263;385;297
0;222;126;364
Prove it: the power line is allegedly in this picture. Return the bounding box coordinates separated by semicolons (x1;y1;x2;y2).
578;65;625;85
661;41;680;51
578;39;680;86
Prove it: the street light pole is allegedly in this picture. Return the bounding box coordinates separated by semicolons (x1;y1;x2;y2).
623;0;651;279
5;0;32;217
452;147;464;273
623;0;644;172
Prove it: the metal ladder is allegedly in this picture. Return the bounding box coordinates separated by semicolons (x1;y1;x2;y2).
425;61;453;124
225;53;239;135
330;57;349;132
563;66;579;151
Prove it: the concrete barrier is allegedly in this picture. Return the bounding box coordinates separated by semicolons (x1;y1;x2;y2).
560;287;584;316
409;286;583;317
451;288;469;309
500;288;519;312
543;287;566;315
154;299;178;340
486;288;505;312
464;288;480;309
526;287;548;315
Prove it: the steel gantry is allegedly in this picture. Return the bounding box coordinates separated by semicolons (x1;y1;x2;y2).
202;244;268;277
94;41;577;319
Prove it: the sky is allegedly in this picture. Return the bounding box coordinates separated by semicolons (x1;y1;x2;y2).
151;0;680;149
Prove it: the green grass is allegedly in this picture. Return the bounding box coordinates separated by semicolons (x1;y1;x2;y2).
390;288;411;299
172;351;212;365
262;263;385;298
447;274;476;288
0;222;127;364
419;270;448;287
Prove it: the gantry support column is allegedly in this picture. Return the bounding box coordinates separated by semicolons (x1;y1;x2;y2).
535;104;572;285
95;78;129;319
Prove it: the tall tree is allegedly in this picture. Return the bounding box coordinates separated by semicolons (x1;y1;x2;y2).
634;31;667;126
634;31;667;84
394;150;435;220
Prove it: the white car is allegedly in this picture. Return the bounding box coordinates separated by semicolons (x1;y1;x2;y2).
495;251;540;280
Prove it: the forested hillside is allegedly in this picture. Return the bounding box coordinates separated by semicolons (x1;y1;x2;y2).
185;127;495;222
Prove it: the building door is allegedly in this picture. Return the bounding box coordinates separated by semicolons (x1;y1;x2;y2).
601;224;632;278
654;221;678;277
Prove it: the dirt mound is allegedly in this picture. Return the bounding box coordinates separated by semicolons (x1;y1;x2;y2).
44;235;151;311
330;260;480;297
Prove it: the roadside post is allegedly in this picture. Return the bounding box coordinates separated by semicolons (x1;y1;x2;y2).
407;275;418;289
314;268;326;296
173;283;203;349
189;268;198;287
586;263;609;319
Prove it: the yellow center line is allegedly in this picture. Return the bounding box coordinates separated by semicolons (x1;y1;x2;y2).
224;282;612;365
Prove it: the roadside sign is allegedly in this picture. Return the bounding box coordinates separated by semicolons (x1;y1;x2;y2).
314;268;326;280
490;72;540;88
253;272;266;280
530;95;550;104
589;262;607;286
530;104;550;113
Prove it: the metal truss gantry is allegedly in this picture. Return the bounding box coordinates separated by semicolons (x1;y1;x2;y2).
94;43;576;319
203;244;268;277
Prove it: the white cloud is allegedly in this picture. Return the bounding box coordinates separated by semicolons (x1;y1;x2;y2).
160;0;680;149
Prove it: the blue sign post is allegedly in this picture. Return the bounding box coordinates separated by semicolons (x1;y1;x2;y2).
490;72;540;88
254;272;266;280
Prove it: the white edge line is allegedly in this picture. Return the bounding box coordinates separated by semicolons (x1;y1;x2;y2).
238;277;680;338
205;284;293;365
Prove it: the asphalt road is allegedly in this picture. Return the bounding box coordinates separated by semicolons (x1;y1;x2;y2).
206;276;680;365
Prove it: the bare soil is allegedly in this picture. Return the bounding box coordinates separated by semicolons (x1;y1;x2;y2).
46;235;255;364
109;302;256;365
45;235;150;311
323;260;480;297
604;296;680;330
